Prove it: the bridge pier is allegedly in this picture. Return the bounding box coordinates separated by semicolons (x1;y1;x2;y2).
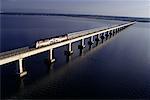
78;39;85;49
49;49;55;63
112;30;115;36
65;42;73;56
95;34;100;45
18;58;27;77
120;27;122;30
105;32;109;40
116;28;119;33
119;28;121;31
119;28;121;32
100;34;105;43
114;29;116;35
88;36;94;45
95;34;100;41
109;31;112;38
115;29;117;33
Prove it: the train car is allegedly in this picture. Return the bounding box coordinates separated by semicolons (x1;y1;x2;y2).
35;39;53;48
35;35;67;48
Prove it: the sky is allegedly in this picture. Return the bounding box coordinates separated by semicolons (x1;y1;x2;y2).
1;0;150;18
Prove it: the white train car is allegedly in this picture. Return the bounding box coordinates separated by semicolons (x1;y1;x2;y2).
35;35;67;48
35;39;53;48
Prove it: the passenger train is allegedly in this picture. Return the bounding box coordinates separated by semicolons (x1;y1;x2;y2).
35;22;130;48
35;26;110;48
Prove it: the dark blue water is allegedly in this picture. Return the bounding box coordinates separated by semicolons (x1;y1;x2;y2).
1;15;150;99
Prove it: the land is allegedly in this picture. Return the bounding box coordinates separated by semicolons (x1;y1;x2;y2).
1;12;150;22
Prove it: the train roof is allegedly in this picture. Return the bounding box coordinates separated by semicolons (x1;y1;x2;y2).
35;34;67;42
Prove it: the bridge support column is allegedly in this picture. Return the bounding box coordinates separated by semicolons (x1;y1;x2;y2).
116;28;119;33
121;27;123;30
120;27;122;31
78;39;85;49
100;34;105;43
65;42;73;56
88;36;94;45
95;34;100;45
120;27;122;30
49;49;55;63
18;58;27;77
105;32;109;40
112;30;115;36
109;31;112;38
95;34;100;41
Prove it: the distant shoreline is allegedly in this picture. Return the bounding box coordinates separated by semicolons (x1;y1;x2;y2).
1;12;150;22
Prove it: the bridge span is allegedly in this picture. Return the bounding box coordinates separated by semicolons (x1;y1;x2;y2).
0;22;135;77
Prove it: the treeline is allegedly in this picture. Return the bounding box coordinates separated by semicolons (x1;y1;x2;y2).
1;12;150;22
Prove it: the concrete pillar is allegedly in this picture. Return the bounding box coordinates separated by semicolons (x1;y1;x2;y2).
98;34;100;40
65;42;73;56
69;43;72;52
78;39;85;49
49;49;55;63
119;28;121;31
88;36;94;45
105;32;109;40
115;29;117;33
82;39;85;47
95;34;100;42
19;59;23;73
18;58;27;77
109;31;112;38
100;33;105;43
117;28;119;33
120;27;122;31
120;27;122;30
112;30;115;36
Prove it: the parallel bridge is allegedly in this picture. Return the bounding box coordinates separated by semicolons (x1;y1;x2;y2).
0;22;135;77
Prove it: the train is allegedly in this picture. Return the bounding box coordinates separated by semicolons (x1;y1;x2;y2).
35;26;110;48
35;22;132;48
35;35;67;48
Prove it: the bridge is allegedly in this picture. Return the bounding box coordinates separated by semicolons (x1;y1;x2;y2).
0;22;135;77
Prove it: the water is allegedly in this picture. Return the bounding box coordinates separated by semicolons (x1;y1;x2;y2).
1;15;150;99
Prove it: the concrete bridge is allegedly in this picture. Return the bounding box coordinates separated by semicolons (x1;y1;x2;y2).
0;22;135;77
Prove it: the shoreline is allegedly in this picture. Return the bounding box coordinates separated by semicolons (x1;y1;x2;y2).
1;12;150;22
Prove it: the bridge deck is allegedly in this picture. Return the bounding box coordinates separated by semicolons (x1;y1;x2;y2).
0;22;135;65
0;47;30;59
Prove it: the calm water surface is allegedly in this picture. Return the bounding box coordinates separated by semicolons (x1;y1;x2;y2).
1;15;150;99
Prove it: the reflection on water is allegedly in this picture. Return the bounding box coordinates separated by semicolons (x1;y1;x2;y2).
1;15;150;99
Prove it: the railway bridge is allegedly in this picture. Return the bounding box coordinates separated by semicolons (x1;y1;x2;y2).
0;22;135;77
